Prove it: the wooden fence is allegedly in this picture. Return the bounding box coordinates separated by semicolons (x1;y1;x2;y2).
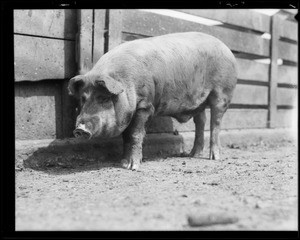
14;9;77;139
14;9;298;139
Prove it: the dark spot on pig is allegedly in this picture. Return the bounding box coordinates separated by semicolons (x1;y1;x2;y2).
222;87;232;95
28;10;32;17
200;92;206;98
185;93;194;103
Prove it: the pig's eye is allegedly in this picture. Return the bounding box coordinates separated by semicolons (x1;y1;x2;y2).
103;97;110;102
97;95;110;102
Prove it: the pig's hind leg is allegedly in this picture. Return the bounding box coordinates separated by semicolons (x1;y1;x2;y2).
189;110;206;158
208;89;232;160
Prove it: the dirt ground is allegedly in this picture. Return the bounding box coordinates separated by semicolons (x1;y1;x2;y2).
15;138;298;231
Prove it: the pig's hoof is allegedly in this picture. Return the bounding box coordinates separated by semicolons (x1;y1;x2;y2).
131;163;140;171
209;151;220;160
179;152;190;157
188;151;203;158
120;159;131;169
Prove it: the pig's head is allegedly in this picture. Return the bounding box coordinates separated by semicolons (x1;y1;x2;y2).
68;74;134;139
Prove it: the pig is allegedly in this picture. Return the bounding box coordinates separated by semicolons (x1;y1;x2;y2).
68;32;237;170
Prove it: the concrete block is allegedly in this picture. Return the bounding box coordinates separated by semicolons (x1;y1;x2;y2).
14;35;76;81
15;81;63;140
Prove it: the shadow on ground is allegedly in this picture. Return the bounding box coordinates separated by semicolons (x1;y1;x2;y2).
16;137;124;175
16;132;185;175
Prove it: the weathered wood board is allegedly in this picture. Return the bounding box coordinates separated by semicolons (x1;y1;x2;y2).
279;18;298;41
93;10;106;64
77;9;107;73
14;10;77;40
122;10;270;57
269;15;280;128
231;84;268;105
77;9;93;73
221;109;268;129
14;35;76;81
108;10;123;50
278;65;298;85
275;109;297;128
236;58;269;82
176;9;271;33
276;88;298;106
278;41;298;62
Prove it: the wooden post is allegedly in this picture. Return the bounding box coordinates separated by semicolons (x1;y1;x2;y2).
61;10;93;138
108;10;123;51
93;9;106;64
61;79;78;138
77;9;94;74
268;15;281;128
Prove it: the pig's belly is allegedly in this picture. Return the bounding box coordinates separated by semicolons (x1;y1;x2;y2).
154;90;210;123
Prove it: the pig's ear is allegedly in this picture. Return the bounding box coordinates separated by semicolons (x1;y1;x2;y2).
96;77;124;95
68;75;85;96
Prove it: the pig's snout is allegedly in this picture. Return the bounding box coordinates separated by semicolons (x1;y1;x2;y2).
73;124;92;139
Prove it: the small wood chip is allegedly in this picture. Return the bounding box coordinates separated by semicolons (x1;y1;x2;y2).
187;213;238;227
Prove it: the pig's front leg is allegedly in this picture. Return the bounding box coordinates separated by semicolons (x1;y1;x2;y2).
121;107;152;170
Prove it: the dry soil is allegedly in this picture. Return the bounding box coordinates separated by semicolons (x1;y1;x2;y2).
16;139;298;230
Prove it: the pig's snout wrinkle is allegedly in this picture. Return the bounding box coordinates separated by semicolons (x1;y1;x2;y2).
73;124;92;139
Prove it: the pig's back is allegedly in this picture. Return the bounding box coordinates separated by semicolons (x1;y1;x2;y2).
96;32;237;116
104;32;235;84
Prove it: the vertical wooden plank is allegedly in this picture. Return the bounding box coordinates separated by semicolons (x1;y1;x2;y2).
108;10;123;50
268;15;281;128
61;10;93;137
93;9;106;65
77;9;93;74
61;80;78;138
